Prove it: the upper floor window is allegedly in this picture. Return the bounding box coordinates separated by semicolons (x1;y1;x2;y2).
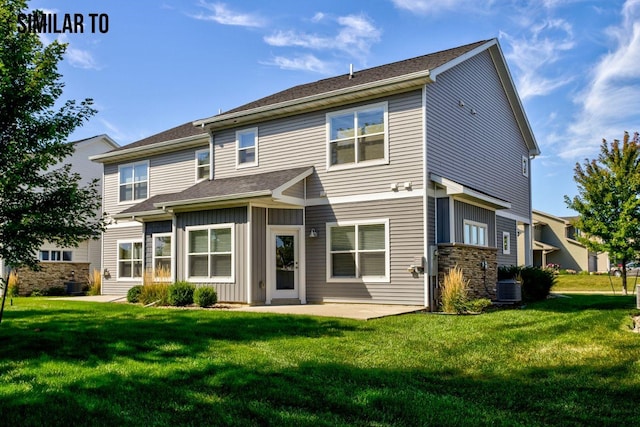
195;149;210;181
236;128;258;168
326;219;389;282
327;102;388;170
119;161;148;203
464;220;488;247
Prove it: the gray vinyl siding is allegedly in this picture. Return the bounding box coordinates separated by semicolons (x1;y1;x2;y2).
103;144;208;215
496;216;517;266
212;91;424;199
306;197;425;305
144;221;172;270
268;208;304;226
251;207;267;303
426;50;531;219
454;200;495;246
102;223;144;295
436;198;450;243
282;180;305;199
176;207;247;303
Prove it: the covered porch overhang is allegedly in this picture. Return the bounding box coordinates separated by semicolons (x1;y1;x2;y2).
430;173;511;210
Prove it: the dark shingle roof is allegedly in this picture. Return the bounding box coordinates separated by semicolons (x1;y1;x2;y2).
118;166;313;216
110;122;207;153
221;40;489;115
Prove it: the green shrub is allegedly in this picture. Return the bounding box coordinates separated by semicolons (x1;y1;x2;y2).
127;285;143;303
29;288;43;297
168;281;195;306
46;286;67;296
498;266;556;302
194;286;217;308
465;298;492;313
139;283;170;306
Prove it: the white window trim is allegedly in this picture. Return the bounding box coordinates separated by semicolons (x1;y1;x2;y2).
185;223;235;283
195;148;210;182
116;239;143;281
502;231;511;255
235;127;259;169
152;232;173;281
39;250;73;262
463;220;488;247
325;218;390;283
118;160;149;204
326;101;389;172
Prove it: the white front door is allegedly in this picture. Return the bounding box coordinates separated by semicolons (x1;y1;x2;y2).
269;227;300;302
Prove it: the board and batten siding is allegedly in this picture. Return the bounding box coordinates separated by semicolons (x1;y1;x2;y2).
212;90;424;199
102;222;143;295
426;50;531;220
306;197;425;305
496;216;517;266
102;144;208;215
251;207;267;304
454;200;495;246
175;207;247;303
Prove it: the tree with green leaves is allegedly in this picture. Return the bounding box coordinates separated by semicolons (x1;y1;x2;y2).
565;131;640;295
0;0;104;322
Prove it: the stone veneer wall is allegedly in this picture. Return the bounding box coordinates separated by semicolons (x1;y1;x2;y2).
15;262;90;296
437;244;497;301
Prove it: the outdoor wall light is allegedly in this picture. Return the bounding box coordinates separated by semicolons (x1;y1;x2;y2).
309;228;318;238
103;268;111;279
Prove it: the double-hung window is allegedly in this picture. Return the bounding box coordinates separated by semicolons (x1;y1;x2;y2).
236;128;258;168
195;149;210;181
187;224;234;282
119;161;148;202
327;220;389;282
117;240;143;279
327;102;388;169
152;233;172;280
463;220;488;246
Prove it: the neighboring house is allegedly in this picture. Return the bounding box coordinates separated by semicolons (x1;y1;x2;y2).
1;135;119;294
529;210;609;273
91;39;539;308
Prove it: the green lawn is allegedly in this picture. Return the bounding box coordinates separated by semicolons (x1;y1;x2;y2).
0;296;639;426
554;273;640;293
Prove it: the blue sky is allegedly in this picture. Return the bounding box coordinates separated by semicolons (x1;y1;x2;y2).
29;0;640;216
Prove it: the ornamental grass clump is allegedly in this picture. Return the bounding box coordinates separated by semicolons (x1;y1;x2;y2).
441;266;469;314
6;271;20;297
87;269;101;296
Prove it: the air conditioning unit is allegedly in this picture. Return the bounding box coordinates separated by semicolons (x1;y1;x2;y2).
496;279;522;302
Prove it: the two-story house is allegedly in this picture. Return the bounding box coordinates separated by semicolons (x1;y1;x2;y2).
2;134;119;294
530;209;610;272
92;39;539;308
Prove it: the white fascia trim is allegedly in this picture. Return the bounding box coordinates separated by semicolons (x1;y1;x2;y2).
272;167;314;204
306;189;424;207
430;173;511;210
156;190;272;210
106;221;144;229
429;39;496;81
90;133;208;163
496;210;532;224
194;70;432;129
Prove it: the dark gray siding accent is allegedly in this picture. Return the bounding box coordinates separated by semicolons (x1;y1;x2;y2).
306;197;425;305
251;207;267;303
454;200;495;246
496;216;517;266
176;207;247;303
144;221;172;270
427;50;531;220
437;198;450;243
427;197;436;247
268;208;303;225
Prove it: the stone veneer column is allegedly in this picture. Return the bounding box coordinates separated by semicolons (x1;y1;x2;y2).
437;243;497;301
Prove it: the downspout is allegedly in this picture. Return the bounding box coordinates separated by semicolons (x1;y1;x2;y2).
422;84;431;310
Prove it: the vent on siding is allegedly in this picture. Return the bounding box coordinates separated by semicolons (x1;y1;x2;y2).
496;279;522;302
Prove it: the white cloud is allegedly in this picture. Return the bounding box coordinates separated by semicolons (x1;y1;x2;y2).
264;13;381;59
500;19;575;99
391;0;494;15
261;54;333;74
65;45;99;70
560;0;640;158
191;1;265;27
311;12;325;23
